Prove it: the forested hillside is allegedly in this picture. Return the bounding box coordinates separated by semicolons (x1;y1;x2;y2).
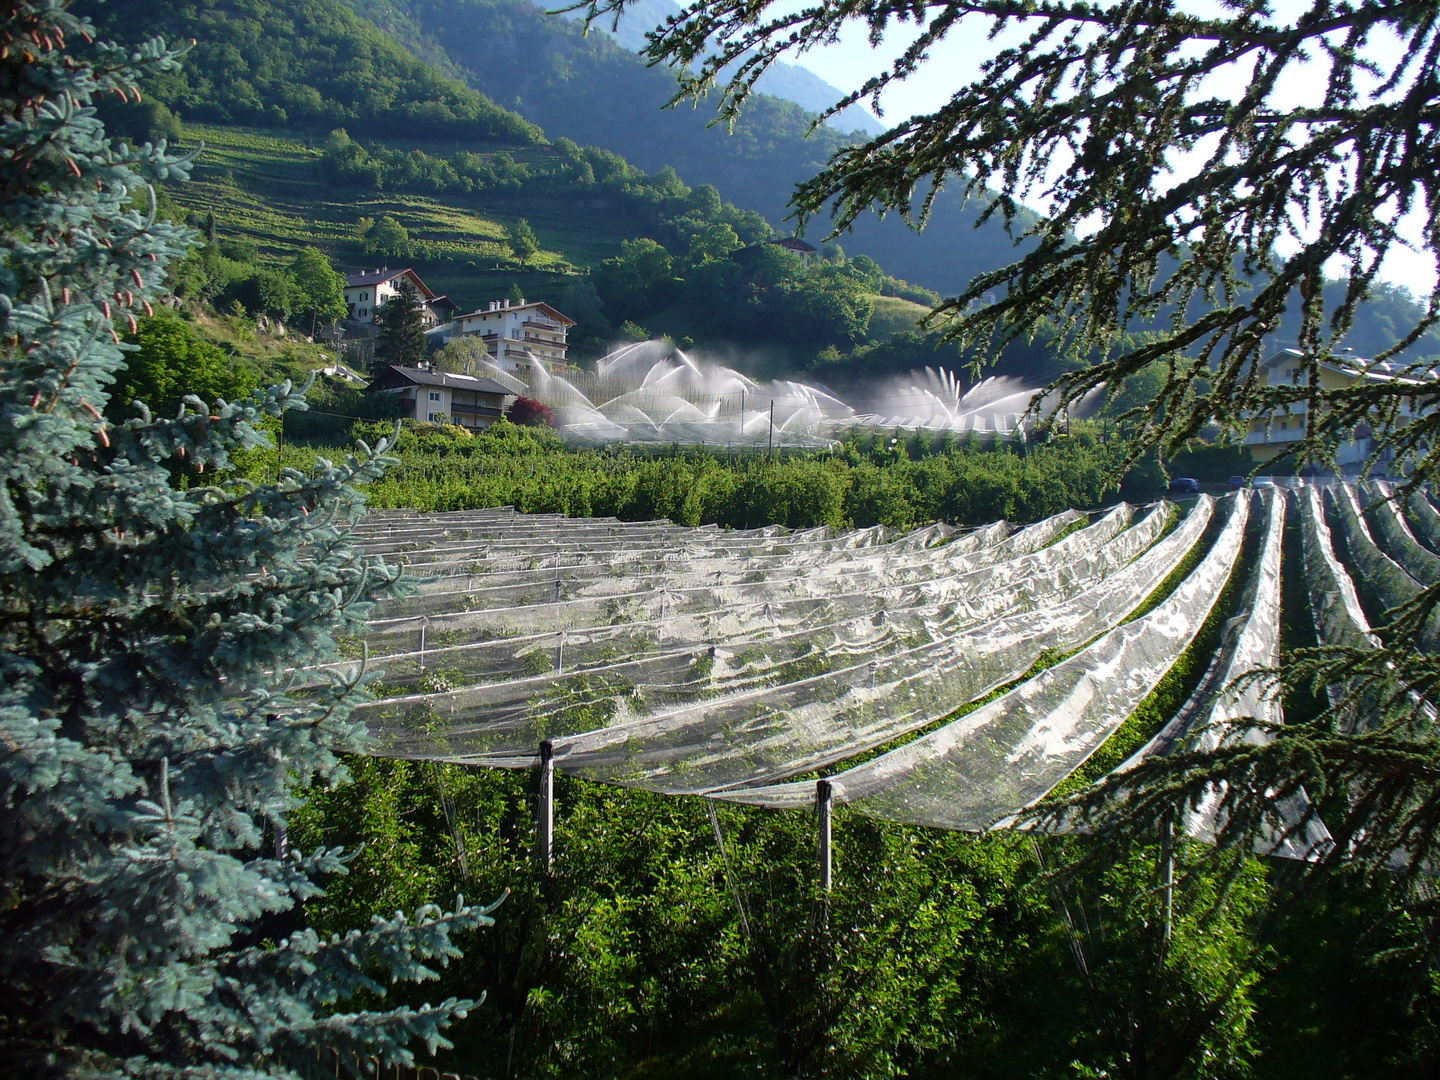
80;0;1438;373
300;0;1043;295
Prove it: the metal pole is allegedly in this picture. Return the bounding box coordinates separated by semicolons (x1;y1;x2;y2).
537;740;555;871
1157;808;1174;969
769;400;775;458
740;389;745;445
816;779;833;892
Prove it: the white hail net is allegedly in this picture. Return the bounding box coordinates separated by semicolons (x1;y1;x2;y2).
1329;482;1423;620
1363;481;1440;586
709;493;1245;827
1124;490;1330;858
348;484;1440;841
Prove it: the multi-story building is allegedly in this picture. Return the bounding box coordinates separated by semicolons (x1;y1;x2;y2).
441;298;575;377
367;364;515;430
344;268;456;327
1244;347;1433;467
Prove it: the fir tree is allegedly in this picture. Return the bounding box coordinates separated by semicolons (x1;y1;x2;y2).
0;3;493;1075
374;278;428;370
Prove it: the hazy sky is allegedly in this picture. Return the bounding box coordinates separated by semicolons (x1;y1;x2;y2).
765;8;1435;296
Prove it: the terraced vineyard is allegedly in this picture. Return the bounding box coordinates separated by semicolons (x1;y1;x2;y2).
169;124;633;302
338;483;1426;848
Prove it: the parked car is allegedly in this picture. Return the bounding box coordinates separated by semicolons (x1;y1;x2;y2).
1169;477;1203;495
1228;475;1248;489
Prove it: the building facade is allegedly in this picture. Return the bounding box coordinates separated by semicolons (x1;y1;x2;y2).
367;365;515;430
344;268;456;327
1244;347;1431;467
439;298;575;378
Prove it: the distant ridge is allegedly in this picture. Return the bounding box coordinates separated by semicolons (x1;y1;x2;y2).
565;0;885;136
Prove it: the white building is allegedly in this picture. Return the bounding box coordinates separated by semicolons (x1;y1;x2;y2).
344;268;455;327
436;298;575;377
367;364;515;430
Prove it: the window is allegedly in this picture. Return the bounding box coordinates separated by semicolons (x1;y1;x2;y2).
428;412;445;423
429;391;441;401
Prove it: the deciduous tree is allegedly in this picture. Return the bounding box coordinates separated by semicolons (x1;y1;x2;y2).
509;217;539;264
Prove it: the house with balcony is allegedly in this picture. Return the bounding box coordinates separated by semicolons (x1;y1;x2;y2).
367;364;515;430
435;297;575;378
344;268;456;327
1244;347;1435;468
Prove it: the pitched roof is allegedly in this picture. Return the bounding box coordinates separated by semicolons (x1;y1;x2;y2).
453;300;576;326
344;267;438;300
1260;347;1435;385
370;366;514;395
769;236;817;254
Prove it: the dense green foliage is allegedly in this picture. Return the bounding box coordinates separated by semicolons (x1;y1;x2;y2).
107;312;261;419
596;238;884;354
322;420;1147;528
80;0;540;143
323;0;1035;295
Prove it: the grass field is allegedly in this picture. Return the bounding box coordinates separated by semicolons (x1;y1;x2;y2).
868;294;931;337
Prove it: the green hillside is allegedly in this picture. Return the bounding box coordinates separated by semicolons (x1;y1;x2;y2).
171;124;621;306
81;0;1437;374
79;0;1036;297
342;0;1037;295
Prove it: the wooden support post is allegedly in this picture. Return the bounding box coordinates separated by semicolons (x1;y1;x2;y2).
816;779;833;892
537;740;555;871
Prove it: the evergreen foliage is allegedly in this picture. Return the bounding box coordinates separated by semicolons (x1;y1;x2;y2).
0;5;492;1073
374;278;428;369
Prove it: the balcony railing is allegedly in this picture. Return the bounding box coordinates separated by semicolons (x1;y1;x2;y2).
447;400;504;418
524;319;563;332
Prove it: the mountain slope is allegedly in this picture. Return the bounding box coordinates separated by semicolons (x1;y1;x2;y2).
81;0;540;145
565;0;885;136
338;0;1032;295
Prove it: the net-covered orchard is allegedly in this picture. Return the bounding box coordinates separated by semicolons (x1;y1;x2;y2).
330;482;1430;864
